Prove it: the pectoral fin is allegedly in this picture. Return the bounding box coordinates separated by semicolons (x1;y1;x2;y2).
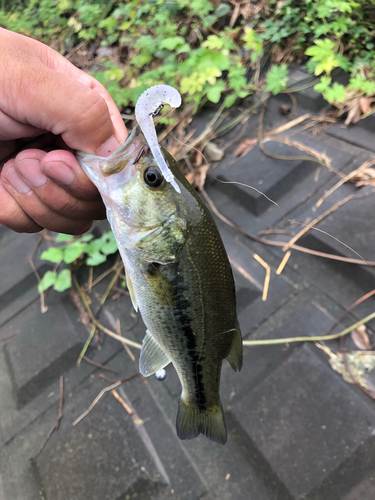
140;262;176;307
125;268;138;312
226;323;243;372
140;330;171;377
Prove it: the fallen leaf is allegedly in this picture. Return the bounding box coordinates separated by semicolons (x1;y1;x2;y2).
351;325;372;350
355;179;375;187
186;164;210;191
345;101;361;125
233;138;258;157
280;104;292;115
276;0;287;10
353;167;375;187
329;351;375;389
359;97;373;115
203;142;224;162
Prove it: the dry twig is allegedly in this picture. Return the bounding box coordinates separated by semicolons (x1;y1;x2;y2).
276;251;291;275
72;372;139;426
73;275;142;350
243;312;375;346
282;193;355;251
1;330;20;342
253;254;271;301
112;389;134;415
317;158;375;207
82;356;120;374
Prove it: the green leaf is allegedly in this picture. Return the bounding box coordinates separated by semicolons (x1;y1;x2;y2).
305;38;336;59
40;247;64;263
86;252;107;266
82;239;102;255
54;269;72;292
215;3;231;18
38;271;57;293
56;233;74;242
305;38;340;75
176;43;191;54
335;55;352;72
99;232;118;255
63;243;84;264
315;56;340;76
207;81;226;103
348;75;375;96
79;234;94;242
159;36;185;51
314;76;332;94
224;94;237;108
324;82;347;103
203;14;217;27
265;64;289;95
202;35;225;50
197;50;230;71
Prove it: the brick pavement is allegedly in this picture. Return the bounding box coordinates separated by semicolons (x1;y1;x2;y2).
1;86;375;499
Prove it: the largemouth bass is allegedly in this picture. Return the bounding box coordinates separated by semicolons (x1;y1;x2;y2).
77;122;242;445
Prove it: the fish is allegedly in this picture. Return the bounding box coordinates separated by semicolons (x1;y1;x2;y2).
76;91;242;445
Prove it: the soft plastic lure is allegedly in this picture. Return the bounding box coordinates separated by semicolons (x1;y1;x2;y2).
135;85;182;193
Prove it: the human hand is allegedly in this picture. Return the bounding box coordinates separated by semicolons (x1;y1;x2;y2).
0;28;127;234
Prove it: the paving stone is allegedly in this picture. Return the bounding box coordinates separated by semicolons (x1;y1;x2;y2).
0;283;142;443
221;229;296;336
148;373;273;500
327;114;375;153
233;344;375;498
0;233;46;298
306;435;375;500
268;154;375;329
36;395;168;500
111;360;207;499
0;369;166;500
214;133;351;216
2;300;83;407
217;142;312;216
0;233;52;329
221;299;336;408
206;132;352;235
0;346;207;500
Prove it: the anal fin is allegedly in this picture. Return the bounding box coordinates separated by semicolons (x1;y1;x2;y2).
140;330;171;377
226;323;243;372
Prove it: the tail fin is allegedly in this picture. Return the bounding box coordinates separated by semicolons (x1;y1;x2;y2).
176;398;227;445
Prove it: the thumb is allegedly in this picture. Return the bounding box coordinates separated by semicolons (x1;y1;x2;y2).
0;29;127;155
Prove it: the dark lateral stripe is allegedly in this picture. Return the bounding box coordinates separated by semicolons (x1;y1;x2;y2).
171;274;207;408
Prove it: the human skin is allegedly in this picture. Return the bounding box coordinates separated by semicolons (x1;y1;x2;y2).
0;28;128;234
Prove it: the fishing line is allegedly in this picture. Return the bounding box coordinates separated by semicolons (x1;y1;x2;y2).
170;132;375;269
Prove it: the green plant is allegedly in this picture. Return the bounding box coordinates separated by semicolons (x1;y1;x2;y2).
1;0;374;126
38;231;118;293
260;0;375;108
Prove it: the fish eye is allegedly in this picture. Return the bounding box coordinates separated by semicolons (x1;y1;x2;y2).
143;167;164;188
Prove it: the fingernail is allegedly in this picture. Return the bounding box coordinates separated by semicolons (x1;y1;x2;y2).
6;168;31;194
43;161;75;186
17;159;47;188
96;136;121;157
